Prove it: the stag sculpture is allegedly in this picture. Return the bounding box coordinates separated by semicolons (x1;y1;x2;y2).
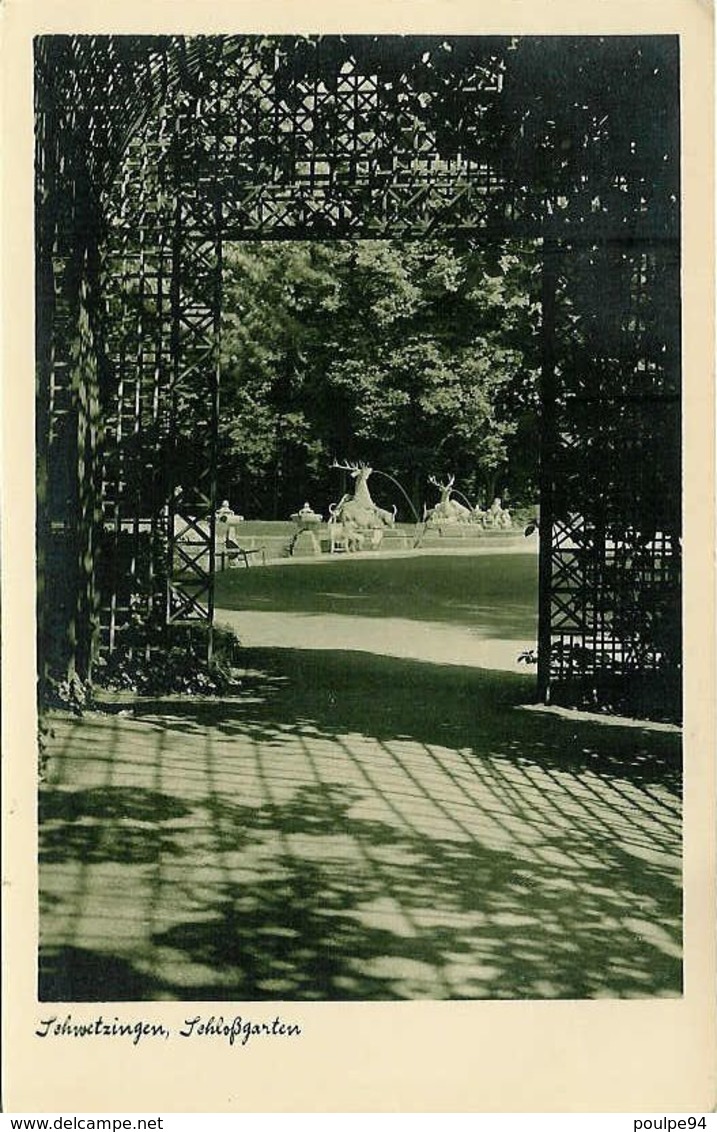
424;475;474;526
329;461;397;550
486;497;513;529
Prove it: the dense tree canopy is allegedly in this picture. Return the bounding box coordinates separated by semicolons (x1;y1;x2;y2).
218;239;541;519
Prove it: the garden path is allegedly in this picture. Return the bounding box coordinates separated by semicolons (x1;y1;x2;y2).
39;647;681;1002
217;610;534;673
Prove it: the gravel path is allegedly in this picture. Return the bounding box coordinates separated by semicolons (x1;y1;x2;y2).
39;691;681;1002
217;609;535;674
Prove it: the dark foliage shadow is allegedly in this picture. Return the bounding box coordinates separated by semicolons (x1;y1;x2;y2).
40;779;681;1002
39;786;191;865
39;823;187;866
40;648;681;1002
39;787;191;823
39;946;165;1002
133;647;682;794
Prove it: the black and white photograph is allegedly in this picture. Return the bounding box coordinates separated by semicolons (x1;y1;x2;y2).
5;0;715;1104
3;7;714;1112
33;32;685;1006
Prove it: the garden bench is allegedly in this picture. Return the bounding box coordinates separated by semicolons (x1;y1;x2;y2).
174;516;266;570
219;535;266;569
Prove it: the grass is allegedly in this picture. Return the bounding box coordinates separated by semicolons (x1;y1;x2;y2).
215;551;538;639
40;549;682;1002
39;648;682;1002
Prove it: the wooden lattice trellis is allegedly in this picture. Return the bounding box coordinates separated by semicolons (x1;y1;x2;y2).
35;34;682;718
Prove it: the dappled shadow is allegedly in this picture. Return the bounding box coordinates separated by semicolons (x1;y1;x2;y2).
40;777;681;1001
39;946;166;1002
40;787;191;823
39;822;187;866
132;647;681;795
39;787;192;865
40;646;681;1002
160;786;680;999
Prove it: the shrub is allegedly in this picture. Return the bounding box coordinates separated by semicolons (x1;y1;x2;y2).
92;622;242;697
41;623;242;711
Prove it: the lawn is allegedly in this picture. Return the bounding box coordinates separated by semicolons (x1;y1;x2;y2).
214;551;538;640
39;648;682;1002
40;546;682;1004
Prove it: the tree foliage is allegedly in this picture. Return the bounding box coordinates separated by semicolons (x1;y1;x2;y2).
218;239;541;518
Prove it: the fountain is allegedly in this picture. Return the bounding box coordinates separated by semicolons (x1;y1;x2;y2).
328;462;397;551
423;475;475;527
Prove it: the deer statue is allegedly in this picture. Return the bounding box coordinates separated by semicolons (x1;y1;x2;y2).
486;496;513;529
424;475;474;526
329;461;397;550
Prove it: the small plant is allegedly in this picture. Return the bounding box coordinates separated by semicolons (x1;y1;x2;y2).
37;712;55;780
93;622;242;697
42;622;243;708
38;673;92;776
43;672;92;714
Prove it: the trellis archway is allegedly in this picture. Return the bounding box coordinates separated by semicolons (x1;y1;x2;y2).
35;34;681;719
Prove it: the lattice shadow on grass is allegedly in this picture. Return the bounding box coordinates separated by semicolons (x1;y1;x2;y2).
39;649;681;1002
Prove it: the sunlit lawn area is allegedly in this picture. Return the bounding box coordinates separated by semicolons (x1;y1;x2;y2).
214;551;538;640
40;548;682;1003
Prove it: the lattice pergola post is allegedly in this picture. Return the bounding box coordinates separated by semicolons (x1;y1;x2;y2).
537;238;558;704
35;35;682;719
165;222;222;643
164;58;226;650
542;238;681;716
